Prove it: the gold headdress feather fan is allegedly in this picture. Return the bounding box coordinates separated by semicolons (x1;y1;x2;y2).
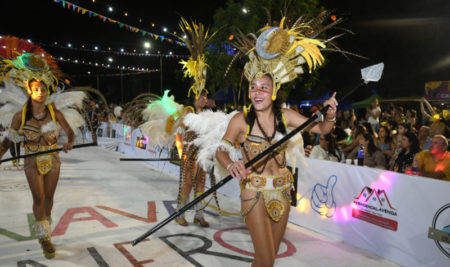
0;53;59;93
175;17;218;99
0;36;61;93
234;10;345;101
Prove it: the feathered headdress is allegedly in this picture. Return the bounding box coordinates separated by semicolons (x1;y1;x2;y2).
0;53;59;93
175;17;218;99
0;36;61;93
233;11;348;101
0;36;85;133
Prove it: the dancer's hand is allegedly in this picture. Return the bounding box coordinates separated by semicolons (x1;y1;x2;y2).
227;161;250;181
323;92;338;118
62;142;74;153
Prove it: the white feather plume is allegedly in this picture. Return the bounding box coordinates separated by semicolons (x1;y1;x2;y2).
46;91;85;110
139;90;183;148
183;109;307;178
46;91;86;133
183;110;242;178
0;80;86;132
0;81;28;127
283;128;308;173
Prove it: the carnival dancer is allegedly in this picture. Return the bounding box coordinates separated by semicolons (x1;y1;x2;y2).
140;18;218;227
0;46;85;259
214;13;341;266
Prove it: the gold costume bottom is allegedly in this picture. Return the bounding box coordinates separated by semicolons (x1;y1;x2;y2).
241;171;293;222
24;144;60;175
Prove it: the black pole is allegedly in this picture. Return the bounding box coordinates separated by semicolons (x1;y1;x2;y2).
131;80;367;246
120;158;175;161
131;105;328;246
160;55;163;95
0;143;97;164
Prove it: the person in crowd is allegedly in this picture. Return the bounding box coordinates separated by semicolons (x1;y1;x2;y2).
420;97;446;136
366;97;381;132
377;125;395;161
392;132;421;173
393;105;406;124
362;121;378;139
343;108;357;130
310;133;345;162
418;125;432;150
389;122;411;169
405;108;417;130
415;134;450;181
343;124;367;157
348;133;386;169
333;119;349;143
386;120;399;138
340;119;352;137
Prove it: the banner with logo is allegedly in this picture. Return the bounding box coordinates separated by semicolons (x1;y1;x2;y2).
425;81;450;101
101;124;450;266
290;158;450;266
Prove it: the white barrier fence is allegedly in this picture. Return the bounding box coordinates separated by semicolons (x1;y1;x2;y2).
97;122;450;266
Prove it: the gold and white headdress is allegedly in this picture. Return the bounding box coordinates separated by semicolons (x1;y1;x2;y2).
234;11;342;101
0;53;60;94
175;17;218;99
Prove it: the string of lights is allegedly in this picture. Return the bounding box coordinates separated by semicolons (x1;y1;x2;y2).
43;41;187;58
52;0;186;47
0;34;188;58
69;71;154;77
55;57;159;73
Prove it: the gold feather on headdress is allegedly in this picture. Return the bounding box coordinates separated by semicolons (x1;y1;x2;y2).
175;17;218;99
232;10;347;101
0;53;59;93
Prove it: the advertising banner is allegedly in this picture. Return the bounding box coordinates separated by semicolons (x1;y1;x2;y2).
425;81;450;101
104;124;450;266
290;158;450;267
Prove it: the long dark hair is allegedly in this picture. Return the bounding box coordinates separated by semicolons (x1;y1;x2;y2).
184;90;208;113
244;75;286;136
25;79;49;122
379;125;393;144
362;133;379;155
402;131;421;154
324;133;342;161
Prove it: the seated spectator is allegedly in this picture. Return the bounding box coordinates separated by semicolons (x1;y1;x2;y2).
310;133;345;163
348;133;386;169
386;120;398;137
343;108;357;130
405;109;417;130
333;120;349;143
418;125;432;150
362;121;378;139
377;125;395;161
341;119;352;137
416;135;450;181
392;132;421;173
393;105;406;124
389;122;411;169
343;124;367;157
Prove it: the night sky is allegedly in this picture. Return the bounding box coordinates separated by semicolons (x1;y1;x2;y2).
1;0;449;104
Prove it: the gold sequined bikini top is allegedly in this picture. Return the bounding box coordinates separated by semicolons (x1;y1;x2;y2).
23;124;59;145
19;102;59;146
241;110;289;155
241;134;287;155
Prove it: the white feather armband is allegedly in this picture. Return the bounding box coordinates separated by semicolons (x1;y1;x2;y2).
6;129;24;143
